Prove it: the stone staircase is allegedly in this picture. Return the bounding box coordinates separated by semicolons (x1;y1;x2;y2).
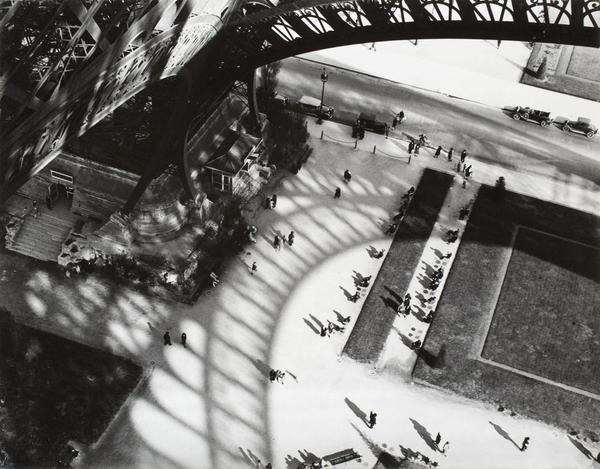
7;211;77;262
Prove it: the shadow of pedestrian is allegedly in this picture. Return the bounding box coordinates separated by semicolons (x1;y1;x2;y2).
409;418;439;451
431;247;447;259
380;295;399;310
333;310;349;324
383;286;403;304
394;328;415;349
308;314;323;329
238;447;255;466
489;421;521;449
303;318;320;335
250;357;272;379
366;245;379;258
339;285;355;301
567;435;594;460
344;397;368;426
284;454;303;469
298;449;320;465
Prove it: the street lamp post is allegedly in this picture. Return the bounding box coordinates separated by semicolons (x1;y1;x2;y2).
318;68;328;124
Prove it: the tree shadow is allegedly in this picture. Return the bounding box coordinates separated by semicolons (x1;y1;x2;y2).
409;418;438;452
567;435;594;460
344;397;368;426
489;421;521;449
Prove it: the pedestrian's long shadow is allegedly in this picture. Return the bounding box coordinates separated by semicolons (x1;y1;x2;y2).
409;418;438;451
383;285;403;304
344;397;368;426
489;421;521;449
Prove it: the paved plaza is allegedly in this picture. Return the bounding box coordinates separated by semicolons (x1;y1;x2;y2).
2;118;600;468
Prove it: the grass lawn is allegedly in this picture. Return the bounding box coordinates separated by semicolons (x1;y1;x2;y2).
413;185;600;437
482;227;600;395
343;169;454;362
0;308;143;467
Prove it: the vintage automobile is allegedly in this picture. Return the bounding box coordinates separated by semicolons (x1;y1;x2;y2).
511;106;553;127
561;117;598;138
296;95;334;119
357;112;387;134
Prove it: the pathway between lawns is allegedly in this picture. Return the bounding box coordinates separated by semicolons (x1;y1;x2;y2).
342;168;454;363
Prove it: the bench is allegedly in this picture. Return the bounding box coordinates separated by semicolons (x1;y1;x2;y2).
323;448;361;465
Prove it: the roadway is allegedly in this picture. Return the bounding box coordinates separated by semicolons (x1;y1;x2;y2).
275;57;600;188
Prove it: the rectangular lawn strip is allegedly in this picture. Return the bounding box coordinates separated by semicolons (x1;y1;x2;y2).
0;308;143;467
413;186;600;434
343;169;454;362
482;228;600;395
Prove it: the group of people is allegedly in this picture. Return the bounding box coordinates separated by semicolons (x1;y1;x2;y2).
264;194;278;209
163;330;187;348
273;230;295;250
269;368;286;383
386;186;415;235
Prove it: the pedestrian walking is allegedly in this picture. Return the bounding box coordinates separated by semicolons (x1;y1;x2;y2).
251;261;257;275
434;146;442;158
447;147;453;161
163;331;172;346
269;369;277;382
398;110;405;124
320;325;328;337
374;249;385;259
410;339;422;350
414;143;421;155
520;437;530;452
32;200;39;218
384;123;389;138
271;194;277;208
392;116;398;129
456;161;462;173
408;141;415;155
287;231;295;246
264;196;271;209
403;293;411;309
460;149;467;163
334;187;341;199
368;411;377;428
274;235;281;250
343;169;352;183
181;332;187;348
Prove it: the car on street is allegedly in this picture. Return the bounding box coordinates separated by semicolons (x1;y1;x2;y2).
357;112;386;134
561;117;597;138
511;106;553;127
296;95;334;119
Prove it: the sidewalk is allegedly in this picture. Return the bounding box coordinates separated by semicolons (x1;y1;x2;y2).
301;40;600;123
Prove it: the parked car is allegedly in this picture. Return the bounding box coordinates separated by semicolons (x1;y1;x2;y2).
561;117;597;138
271;92;289;108
512;106;553;127
297;95;334;119
357;112;386;134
